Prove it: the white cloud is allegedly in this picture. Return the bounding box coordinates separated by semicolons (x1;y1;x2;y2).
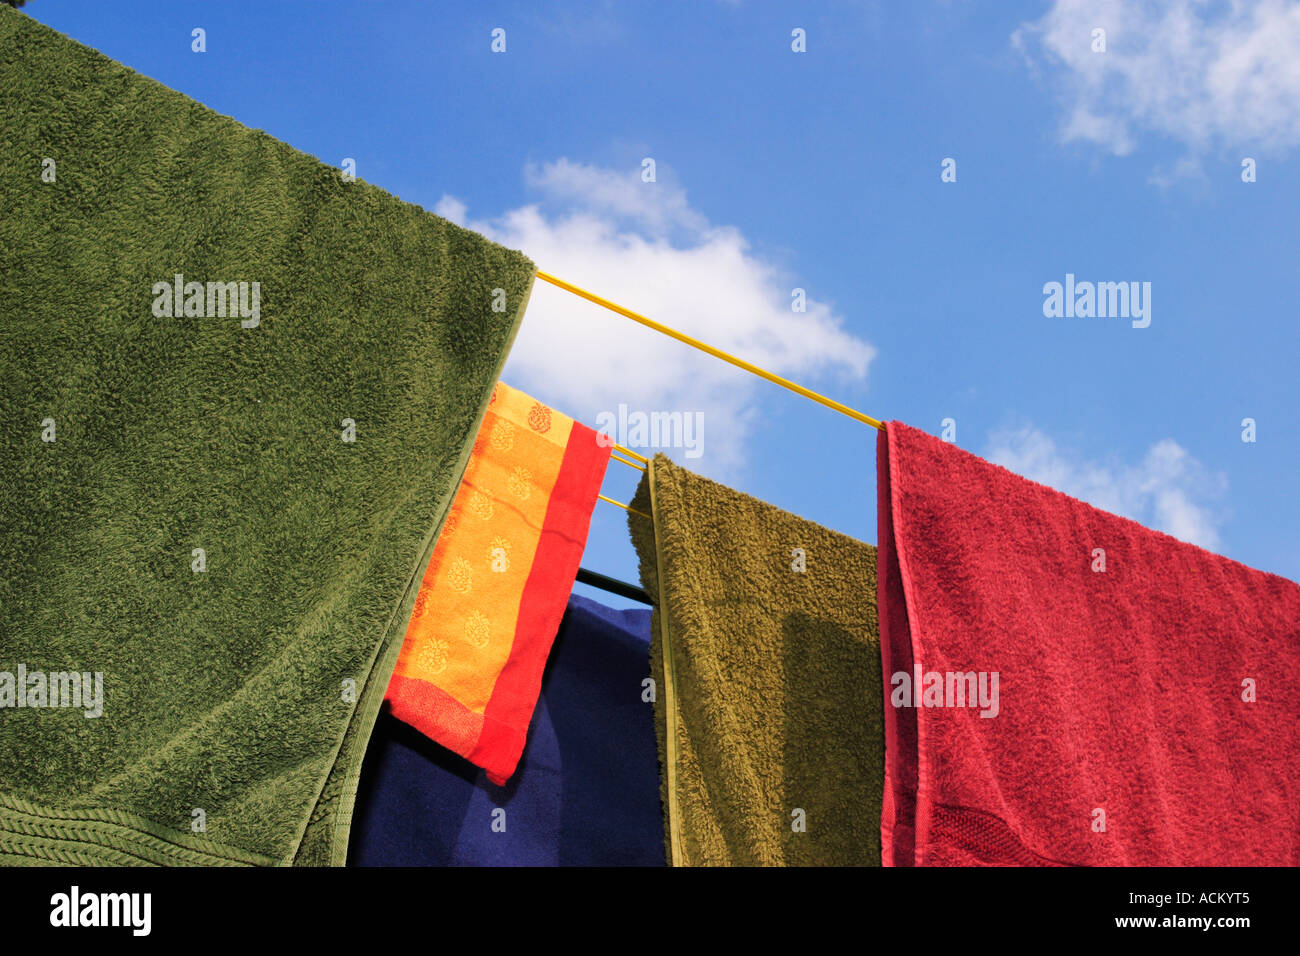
1146;155;1209;189
1013;0;1300;156
985;425;1228;550
521;159;710;238
439;160;876;475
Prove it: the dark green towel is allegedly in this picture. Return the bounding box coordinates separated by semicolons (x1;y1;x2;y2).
0;8;534;866
628;455;882;865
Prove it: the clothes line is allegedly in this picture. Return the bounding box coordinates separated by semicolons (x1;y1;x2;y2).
535;270;885;431
575;566;653;605
613;443;648;463
611;452;645;471
600;456;645;512
598;493;650;520
610;443;647;471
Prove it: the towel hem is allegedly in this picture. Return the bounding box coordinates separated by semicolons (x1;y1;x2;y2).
645;457;684;867
885;420;936;866
0;791;276;867
321;267;539;865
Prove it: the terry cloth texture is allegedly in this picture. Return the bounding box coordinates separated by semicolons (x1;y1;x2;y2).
877;420;1300;866
385;382;609;785
628;455;883;866
0;8;535;867
353;595;663;866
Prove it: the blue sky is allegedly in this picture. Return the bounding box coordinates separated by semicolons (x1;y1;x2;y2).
26;0;1300;601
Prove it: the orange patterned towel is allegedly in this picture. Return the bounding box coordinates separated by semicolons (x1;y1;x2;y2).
385;383;611;785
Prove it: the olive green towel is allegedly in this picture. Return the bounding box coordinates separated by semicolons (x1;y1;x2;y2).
628;455;882;866
0;8;534;866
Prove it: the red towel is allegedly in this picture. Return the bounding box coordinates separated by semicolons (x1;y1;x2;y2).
877;420;1300;866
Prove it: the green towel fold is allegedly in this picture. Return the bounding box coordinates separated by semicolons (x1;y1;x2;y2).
0;8;535;866
628;455;883;866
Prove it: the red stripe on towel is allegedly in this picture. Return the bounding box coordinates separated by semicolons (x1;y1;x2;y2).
471;423;611;785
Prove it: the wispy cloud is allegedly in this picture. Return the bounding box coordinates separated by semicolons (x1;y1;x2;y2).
437;159;876;475
1013;0;1300;156
521;159;710;238
985;425;1228;550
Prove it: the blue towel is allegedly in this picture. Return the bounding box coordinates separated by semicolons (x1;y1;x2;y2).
349;594;663;866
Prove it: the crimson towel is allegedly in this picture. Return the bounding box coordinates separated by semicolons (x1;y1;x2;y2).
878;420;1300;866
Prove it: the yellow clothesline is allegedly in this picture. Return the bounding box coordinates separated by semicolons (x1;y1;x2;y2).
610;451;645;471
598;493;650;520
612;443;648;465
535;270;885;431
